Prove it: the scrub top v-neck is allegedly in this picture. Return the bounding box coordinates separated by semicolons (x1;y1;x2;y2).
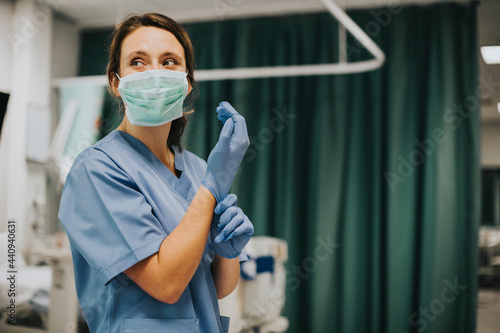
58;129;229;333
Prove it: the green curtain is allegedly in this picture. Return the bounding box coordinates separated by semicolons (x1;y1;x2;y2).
79;3;480;332
182;4;480;333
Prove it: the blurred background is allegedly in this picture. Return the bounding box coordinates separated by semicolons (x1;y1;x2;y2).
0;0;499;332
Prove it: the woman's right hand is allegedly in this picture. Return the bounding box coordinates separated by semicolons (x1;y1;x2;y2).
201;102;250;202
209;194;254;259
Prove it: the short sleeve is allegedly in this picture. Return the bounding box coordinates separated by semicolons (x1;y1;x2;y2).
58;148;167;285
239;251;249;263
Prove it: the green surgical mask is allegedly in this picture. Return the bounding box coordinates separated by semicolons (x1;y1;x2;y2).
116;69;189;127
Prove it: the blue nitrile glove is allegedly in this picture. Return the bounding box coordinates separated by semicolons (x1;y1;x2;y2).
209;194;254;259
201;102;250;202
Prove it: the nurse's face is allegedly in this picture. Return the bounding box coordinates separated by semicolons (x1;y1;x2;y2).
112;26;191;97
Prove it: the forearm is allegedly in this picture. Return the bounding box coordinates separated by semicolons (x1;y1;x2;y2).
125;185;216;303
157;186;216;290
211;254;240;299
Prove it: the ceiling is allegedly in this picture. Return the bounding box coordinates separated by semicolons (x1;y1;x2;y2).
42;0;499;123
45;0;470;27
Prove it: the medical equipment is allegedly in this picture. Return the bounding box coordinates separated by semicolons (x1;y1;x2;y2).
0;233;79;333
0;92;9;139
219;236;289;333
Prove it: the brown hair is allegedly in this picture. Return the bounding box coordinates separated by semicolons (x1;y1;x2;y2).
106;13;197;150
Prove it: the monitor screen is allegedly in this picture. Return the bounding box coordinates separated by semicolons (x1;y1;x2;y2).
0;92;9;139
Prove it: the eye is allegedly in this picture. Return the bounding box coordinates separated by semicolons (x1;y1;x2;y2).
131;59;145;67
163;59;177;67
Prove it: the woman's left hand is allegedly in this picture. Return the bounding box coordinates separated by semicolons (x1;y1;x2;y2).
201;102;250;203
209;194;254;259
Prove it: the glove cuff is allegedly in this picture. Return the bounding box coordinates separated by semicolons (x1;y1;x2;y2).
209;242;240;259
201;173;221;203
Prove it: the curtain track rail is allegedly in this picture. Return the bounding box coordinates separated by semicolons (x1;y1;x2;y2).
52;0;385;87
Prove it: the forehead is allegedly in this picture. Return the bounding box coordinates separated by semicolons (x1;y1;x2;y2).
121;26;185;59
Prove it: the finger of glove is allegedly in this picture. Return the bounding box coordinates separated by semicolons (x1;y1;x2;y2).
217;206;239;232
223;214;253;240
215;208;245;243
231;115;249;149
216;102;238;123
215;117;234;148
214;194;238;215
210;219;219;243
217;111;229;124
240;214;255;236
219;229;237;244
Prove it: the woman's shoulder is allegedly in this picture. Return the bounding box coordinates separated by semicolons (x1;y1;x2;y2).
71;131;120;165
68;146;119;180
68;131;132;182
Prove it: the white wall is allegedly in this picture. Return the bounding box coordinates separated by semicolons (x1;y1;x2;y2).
51;16;80;79
0;0;14;233
482;123;500;167
0;0;53;256
0;0;13;93
0;0;13;234
0;2;80;246
47;16;80;235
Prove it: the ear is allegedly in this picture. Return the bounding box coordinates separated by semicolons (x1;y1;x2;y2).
110;72;121;97
187;80;192;96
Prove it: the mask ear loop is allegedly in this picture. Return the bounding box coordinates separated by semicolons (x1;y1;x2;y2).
183;70;194;115
113;73;126;109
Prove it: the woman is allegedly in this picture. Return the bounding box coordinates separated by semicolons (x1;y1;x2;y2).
58;13;253;333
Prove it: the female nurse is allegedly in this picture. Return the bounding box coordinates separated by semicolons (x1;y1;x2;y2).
58;13;253;333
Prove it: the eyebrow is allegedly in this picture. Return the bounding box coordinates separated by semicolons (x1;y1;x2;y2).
127;50;183;62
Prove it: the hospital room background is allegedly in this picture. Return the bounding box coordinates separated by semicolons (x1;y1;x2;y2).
0;0;499;332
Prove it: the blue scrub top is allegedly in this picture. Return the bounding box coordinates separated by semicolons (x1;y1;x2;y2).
58;129;230;333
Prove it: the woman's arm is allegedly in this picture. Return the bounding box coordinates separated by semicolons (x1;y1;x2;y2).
124;185;215;304
211;255;240;299
126;103;249;304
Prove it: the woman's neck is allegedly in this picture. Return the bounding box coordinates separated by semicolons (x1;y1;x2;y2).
116;116;175;173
